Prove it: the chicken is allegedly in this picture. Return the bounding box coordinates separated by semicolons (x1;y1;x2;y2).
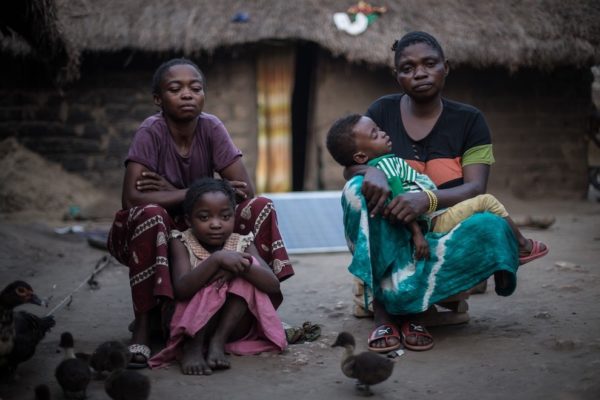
55;332;92;400
0;280;54;377
105;349;151;400
90;340;131;376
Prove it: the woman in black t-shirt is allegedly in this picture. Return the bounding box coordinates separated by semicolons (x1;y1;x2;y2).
346;32;510;352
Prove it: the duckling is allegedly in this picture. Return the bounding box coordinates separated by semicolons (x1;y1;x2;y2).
90;340;131;376
331;331;395;396
0;280;55;377
55;332;92;400
34;383;51;400
105;350;151;400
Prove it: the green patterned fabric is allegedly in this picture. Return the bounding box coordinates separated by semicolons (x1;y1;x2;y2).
342;176;519;315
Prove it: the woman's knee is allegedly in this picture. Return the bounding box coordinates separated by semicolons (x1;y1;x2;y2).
246;196;273;209
132;204;171;222
235;196;275;227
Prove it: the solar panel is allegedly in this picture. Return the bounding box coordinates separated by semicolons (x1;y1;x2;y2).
262;191;349;254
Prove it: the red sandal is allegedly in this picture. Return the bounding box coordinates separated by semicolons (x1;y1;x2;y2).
401;321;434;351
519;239;549;265
367;324;401;353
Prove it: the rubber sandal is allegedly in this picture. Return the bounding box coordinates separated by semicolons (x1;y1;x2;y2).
401;321;434;351
367;324;401;353
519;239;549;265
127;344;150;369
285;321;321;344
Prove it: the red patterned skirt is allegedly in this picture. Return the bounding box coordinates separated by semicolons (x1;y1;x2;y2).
107;197;294;313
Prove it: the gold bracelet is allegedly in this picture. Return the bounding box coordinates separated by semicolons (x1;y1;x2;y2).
423;190;438;213
423;189;433;212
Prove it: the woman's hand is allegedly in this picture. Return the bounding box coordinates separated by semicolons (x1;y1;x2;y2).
361;167;391;217
214;250;252;275
226;180;250;202
384;191;429;224
135;171;177;192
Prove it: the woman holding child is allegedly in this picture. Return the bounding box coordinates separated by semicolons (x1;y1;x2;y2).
107;58;294;372
341;32;547;352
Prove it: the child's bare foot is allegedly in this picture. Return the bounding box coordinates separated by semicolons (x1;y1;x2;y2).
181;335;212;375
206;339;230;370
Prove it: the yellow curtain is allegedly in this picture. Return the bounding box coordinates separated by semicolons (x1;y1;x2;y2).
256;48;295;193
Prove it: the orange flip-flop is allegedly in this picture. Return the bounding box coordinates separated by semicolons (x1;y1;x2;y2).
367;324;401;353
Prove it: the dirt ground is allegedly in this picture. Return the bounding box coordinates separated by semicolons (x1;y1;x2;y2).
1;193;599;400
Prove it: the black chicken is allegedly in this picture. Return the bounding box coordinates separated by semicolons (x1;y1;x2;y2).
0;280;55;377
55;332;92;400
105;349;151;400
34;383;51;400
90;340;131;376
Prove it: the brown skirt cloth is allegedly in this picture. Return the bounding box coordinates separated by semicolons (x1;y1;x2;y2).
107;197;294;314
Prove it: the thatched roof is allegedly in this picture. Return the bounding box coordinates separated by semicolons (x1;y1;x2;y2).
4;0;600;82
0;0;79;84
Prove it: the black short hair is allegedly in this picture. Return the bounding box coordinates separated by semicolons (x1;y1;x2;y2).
392;31;445;67
326;114;363;167
152;58;205;95
183;178;236;216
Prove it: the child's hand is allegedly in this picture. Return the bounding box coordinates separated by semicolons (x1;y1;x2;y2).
215;250;252;274
413;235;430;260
209;270;235;288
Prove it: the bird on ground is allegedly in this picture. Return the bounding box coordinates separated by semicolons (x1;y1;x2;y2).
331;331;395;396
90;340;131;377
105;349;151;400
34;383;51;400
0;280;55;377
55;332;92;400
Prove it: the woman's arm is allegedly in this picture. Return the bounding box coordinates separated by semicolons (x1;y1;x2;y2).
383;163;490;224
240;243;280;294
121;161;186;209
437;163;489;207
219;158;255;201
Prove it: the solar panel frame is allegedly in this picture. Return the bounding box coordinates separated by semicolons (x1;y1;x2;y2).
261;191;349;254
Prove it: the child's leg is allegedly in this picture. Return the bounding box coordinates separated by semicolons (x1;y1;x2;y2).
180;314;221;375
432;194;547;263
432;194;508;233
507;216;549;264
472;195;549;260
206;293;254;369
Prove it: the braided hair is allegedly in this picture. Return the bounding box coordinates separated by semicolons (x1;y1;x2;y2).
183;178;236;217
391;31;445;66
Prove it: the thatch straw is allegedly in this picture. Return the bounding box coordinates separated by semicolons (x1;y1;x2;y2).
0;0;80;84
3;0;600;82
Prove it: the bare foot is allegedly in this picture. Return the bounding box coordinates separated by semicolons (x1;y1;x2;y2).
206;339;230;370
180;334;212;375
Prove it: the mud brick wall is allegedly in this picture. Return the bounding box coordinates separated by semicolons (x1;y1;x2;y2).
0;52;592;199
443;67;591;199
0;56;258;192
